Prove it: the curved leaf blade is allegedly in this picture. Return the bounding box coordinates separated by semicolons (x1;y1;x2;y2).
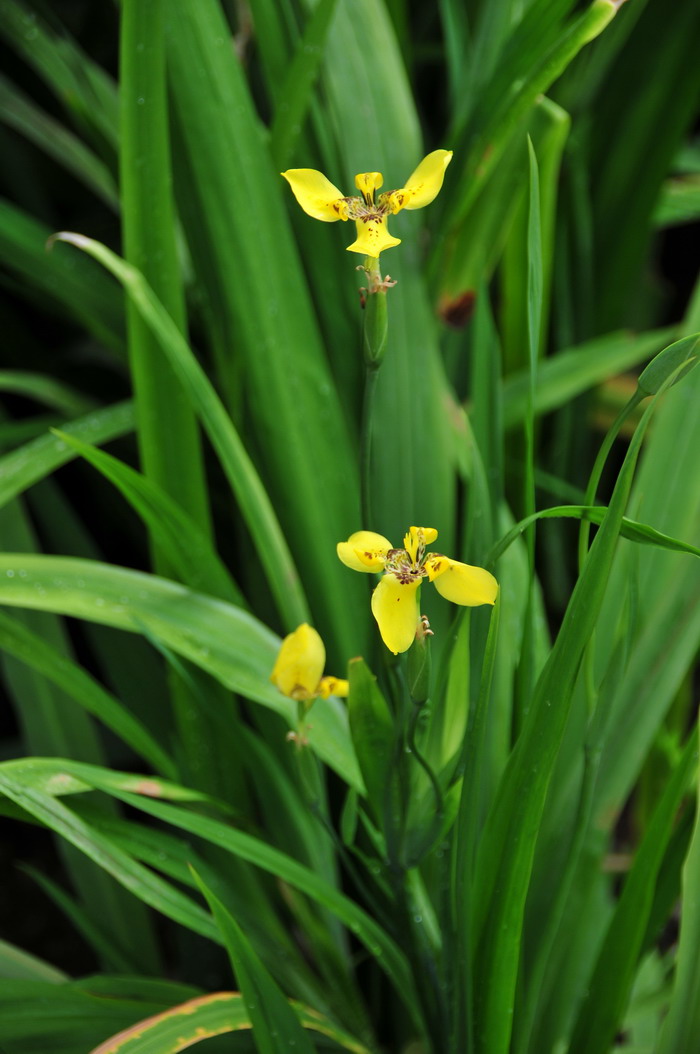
88;990;372;1054
0;553;362;789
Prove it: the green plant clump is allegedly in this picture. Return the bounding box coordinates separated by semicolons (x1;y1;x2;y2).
1;1;699;1052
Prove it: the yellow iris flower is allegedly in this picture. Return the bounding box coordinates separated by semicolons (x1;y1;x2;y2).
270;623;349;703
281;150;453;258
337;526;498;655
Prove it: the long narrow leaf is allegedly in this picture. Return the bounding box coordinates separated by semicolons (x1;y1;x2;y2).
568;730;697;1053
192;869;316;1054
89;990;372;1054
51;232;309;632
473;379;671;1052
0;771;221;942
0;552;362;789
53;430;243;605
0;609;178;778
657;721;700;1052
0;401;134;510
120;0;211;541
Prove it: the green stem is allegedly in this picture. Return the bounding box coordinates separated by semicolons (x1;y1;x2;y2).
360;364;380;529
359;254;390;527
405;703;445;866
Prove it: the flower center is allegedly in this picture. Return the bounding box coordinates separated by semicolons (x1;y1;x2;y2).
343;197;390;222
385;547;424;584
381;527;444;585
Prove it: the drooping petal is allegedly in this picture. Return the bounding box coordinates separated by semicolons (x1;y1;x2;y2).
427;557;498;607
337;530;393;572
346;217;401;257
371;574;421;654
270;623;325;700
388;149;453;213
281;169;348;222
318;676;349;699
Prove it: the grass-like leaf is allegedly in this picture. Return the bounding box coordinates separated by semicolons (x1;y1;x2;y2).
51;232;309;631
0;552;361;788
192;868;318;1054
88;989;372;1054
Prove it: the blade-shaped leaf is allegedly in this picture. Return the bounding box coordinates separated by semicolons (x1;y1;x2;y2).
0;553;362;789
192;869;316;1054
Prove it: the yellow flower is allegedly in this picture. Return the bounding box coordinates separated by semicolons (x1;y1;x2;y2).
281;150;453;258
337;526;498;655
270;623;349;703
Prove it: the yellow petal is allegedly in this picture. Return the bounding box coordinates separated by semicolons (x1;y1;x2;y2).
371;574;420;654
428;557;498;607
270;623;325;700
389;149;453;213
281;169;348;222
318;676;349;699
337;530;392;572
355;171;384;200
346;217;401;257
403;525;439;561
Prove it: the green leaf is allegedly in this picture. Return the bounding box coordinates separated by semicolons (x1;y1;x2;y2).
0;940;67;983
87;989;372;1054
488;505;700;565
473;377;668;1053
0;72;118;208
0;754;415;1030
52;430;243;605
313;0;457;634
568;730;697;1053
120;0;212;543
501;326;676;429
0;495;160;972
51;232;309;632
450;597;501;1052
192;869;317;1054
164;0;365;660
0;201;124;353
0;371;96;418
0;609;178;778
0;769;221;943
657;723;700;1052
0;553;361;789
586;0;700;330
0;400;134;510
80;785;419;1024
347;657;394;816
654;174;700;228
636;332;700;396
0;976;200;1053
0;756;211;803
20;863;142;975
270;0;340;169
444;0;619;231
0;0;118;147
